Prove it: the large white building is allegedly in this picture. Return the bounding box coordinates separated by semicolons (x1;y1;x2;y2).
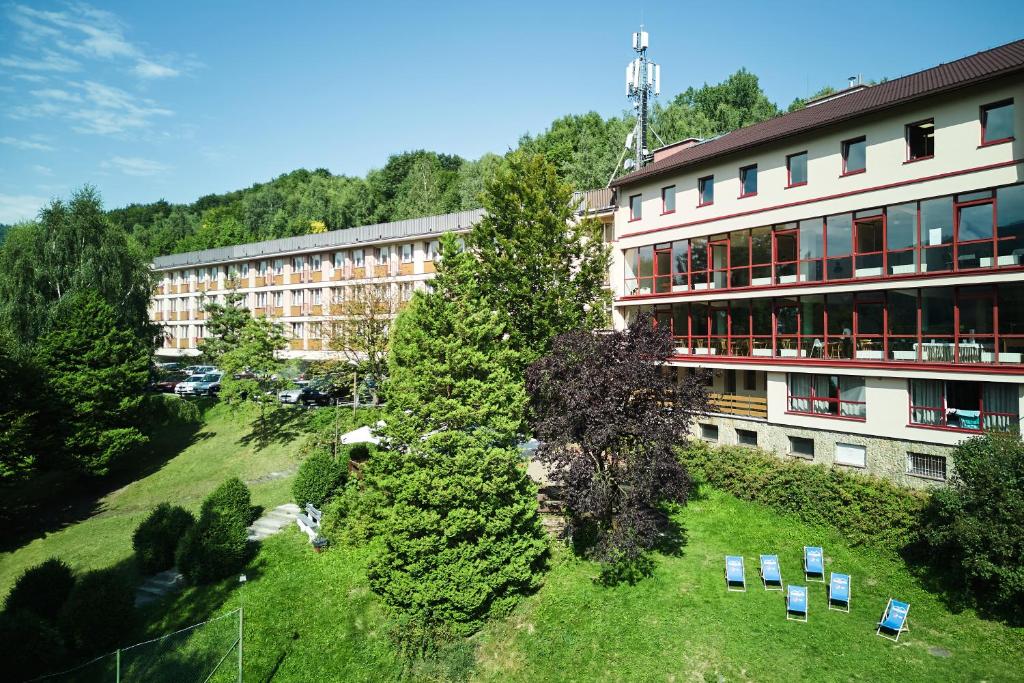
608;39;1024;487
150;191;615;358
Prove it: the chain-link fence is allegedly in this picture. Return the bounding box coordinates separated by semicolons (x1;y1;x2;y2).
32;607;242;683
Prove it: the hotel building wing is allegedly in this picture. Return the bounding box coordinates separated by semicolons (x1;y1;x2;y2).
608;39;1024;487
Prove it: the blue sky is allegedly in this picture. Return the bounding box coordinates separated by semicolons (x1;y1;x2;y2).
1;1;1022;223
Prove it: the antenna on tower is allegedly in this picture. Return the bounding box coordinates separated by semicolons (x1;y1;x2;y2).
610;26;661;185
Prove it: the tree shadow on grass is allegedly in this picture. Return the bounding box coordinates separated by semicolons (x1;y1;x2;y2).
0;406;210;553
236;406;307;452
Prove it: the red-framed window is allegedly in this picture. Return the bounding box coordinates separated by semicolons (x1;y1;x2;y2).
698;175;714;206
787;151;808;187
841;136;867;175
981;99;1014;146
644;281;1024;366
909;379;1018;431
622;182;1024;298
787;373;866;420
739;164;758;197
629;193;642;221
661;185;676;214
906;119;935;162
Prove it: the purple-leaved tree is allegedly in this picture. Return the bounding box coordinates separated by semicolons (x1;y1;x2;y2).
525;312;708;575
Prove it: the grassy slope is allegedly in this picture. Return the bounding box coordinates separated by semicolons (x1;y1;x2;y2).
472;488;1024;682
0;402;304;598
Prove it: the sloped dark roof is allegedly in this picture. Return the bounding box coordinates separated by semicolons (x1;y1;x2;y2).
611;39;1024;188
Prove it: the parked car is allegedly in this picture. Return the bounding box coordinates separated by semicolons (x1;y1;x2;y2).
194;372;223;396
279;380;348;406
153;372;187;393
175;373;208;396
183;365;217;376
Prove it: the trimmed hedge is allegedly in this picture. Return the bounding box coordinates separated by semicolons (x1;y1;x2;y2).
678;441;927;553
175;508;250;585
293;450;347;508
133;503;196;574
202;476;257;525
176;478;254;585
4;558;75;623
58;568;136;655
0;610;66;681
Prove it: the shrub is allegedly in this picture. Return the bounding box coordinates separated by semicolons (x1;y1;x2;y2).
3;558;75;622
920;432;1024;622
293;450;347;508
202;476;256;525
367;432;548;639
0;610;66;680
175;509;250;585
321;478;387;545
678;441;927;553
349;443;372;461
59;568;136;655
133;503;196;574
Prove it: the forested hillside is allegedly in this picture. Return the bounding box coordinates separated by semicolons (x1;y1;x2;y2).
106;69;824;258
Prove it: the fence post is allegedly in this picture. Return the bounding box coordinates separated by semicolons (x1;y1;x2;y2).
237;607;243;683
115;648;121;683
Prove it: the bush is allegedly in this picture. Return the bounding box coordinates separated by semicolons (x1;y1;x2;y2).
920;432;1024;622
0;610;66;680
202;476;256;525
293;450;347;508
59;568;136;655
678;441;927;553
3;558;75;623
349;443;372;461
321;478;387;546
175;509;250;586
133;503;196;574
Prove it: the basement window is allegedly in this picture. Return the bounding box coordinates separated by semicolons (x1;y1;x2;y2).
906;120;935;161
789;435;814;459
700;424;719;442
736;429;758;447
907;452;947;481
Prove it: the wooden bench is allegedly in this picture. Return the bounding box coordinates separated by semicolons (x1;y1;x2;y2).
295;503;323;541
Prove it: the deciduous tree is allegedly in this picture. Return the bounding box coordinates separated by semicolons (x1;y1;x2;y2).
198;286;250;366
218;316;287;433
526;313;708;574
327;282;402;404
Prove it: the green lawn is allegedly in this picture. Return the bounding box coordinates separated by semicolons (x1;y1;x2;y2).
5;403;1021;681
0;401;308;598
472;488;1024;682
140;488;1023;682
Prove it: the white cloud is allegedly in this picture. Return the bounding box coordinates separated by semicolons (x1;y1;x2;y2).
32;164;54;176
67;80;173;135
0;50;80;73
12;73;48;83
0;194;46;224
0;136;55;151
31;87;82;102
101;156;170;177
133;60;180;79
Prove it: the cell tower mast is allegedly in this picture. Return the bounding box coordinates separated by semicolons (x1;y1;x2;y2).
617;27;660;179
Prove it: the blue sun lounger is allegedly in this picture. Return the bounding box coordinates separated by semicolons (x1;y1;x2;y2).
786;585;808;622
828;572;851;612
877;599;911;641
804;546;825;582
725;555;746;592
759;554;783;590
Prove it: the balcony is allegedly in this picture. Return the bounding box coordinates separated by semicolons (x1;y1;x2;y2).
424;261;437;274
312;271;323;283
374;265;389;278
352;267;365;279
290;273;303;284
708;393;768;420
399;262;414;276
289;339;304;350
307;339;322;351
255;276;267;287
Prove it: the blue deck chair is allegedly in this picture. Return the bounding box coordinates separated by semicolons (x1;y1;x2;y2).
804;546;825;582
725;555;746;592
786;585;808;622
759;554;783;590
877;599;910;641
828;572;851;612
